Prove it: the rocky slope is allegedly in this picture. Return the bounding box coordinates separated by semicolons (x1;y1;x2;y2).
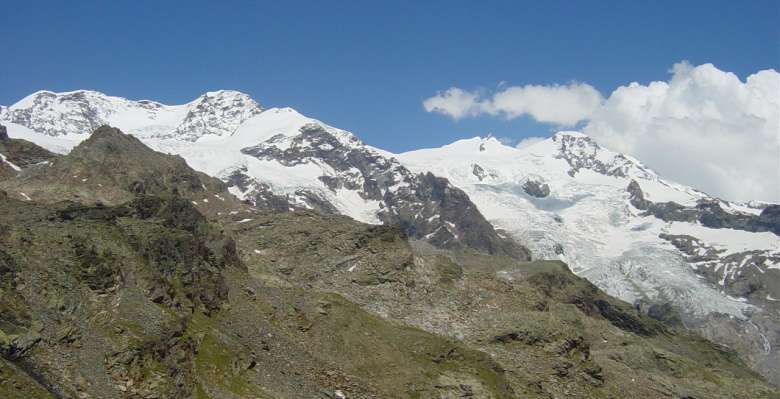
237;123;528;258
0;129;777;398
400;132;780;383
2;89;779;383
0;125;236;209
0;124;57;180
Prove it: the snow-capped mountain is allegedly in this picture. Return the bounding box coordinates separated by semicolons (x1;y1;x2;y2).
0;91;527;259
399;132;780;379
0;89;262;142
2;89;779;381
400;132;779;311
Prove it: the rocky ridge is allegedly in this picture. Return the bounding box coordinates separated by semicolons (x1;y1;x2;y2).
0;124;57;180
237;123;529;259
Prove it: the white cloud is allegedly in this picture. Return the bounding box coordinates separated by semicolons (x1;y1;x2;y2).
584;61;780;203
423;82;602;126
489;83;603;125
515;136;546;150
422;87;483;120
425;62;780;202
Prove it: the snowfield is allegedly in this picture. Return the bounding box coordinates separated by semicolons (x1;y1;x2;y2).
399;134;779;318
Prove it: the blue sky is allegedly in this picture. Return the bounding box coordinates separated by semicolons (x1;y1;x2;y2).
1;0;778;152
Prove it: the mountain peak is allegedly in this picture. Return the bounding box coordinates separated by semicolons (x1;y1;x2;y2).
165;90;262;141
198;89;253;99
478;135;504;152
68;125;160;164
90;124;128;137
549;130;651;178
188;90;260;110
3;90;123;137
553;130;589;139
1;89;265;141
4;125;235;206
15;89;104;105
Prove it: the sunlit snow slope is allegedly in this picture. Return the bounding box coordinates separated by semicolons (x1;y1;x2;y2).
400;133;779;316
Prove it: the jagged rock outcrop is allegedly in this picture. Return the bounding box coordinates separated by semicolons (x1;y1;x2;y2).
522;179;550;198
554;132;652;178
162;91;263;141
629;180;779;236
0;126;245;219
0;124;57;180
760;205;780;235
472;163;498;181
239;123;531;260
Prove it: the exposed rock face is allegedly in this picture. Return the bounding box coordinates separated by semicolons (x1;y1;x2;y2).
67;125;212;197
0;195;238;398
626;179;649;208
554;133;652;178
472;163;498;181
628;180;779;236
0;124;58;180
697;200;780;234
661;232;780;299
759;205;780;235
1;126;222;206
388;172;531;259
644;302;684;327
239;124;531;259
0;127;249;240
161;91;263;141
225;167;296;212
522;179;550;198
0;126;55;170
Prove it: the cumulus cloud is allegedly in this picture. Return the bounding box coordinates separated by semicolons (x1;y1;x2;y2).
422;88;483;120
583;61;780;203
489;83;603;125
425;62;780;202
423;82;602;126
